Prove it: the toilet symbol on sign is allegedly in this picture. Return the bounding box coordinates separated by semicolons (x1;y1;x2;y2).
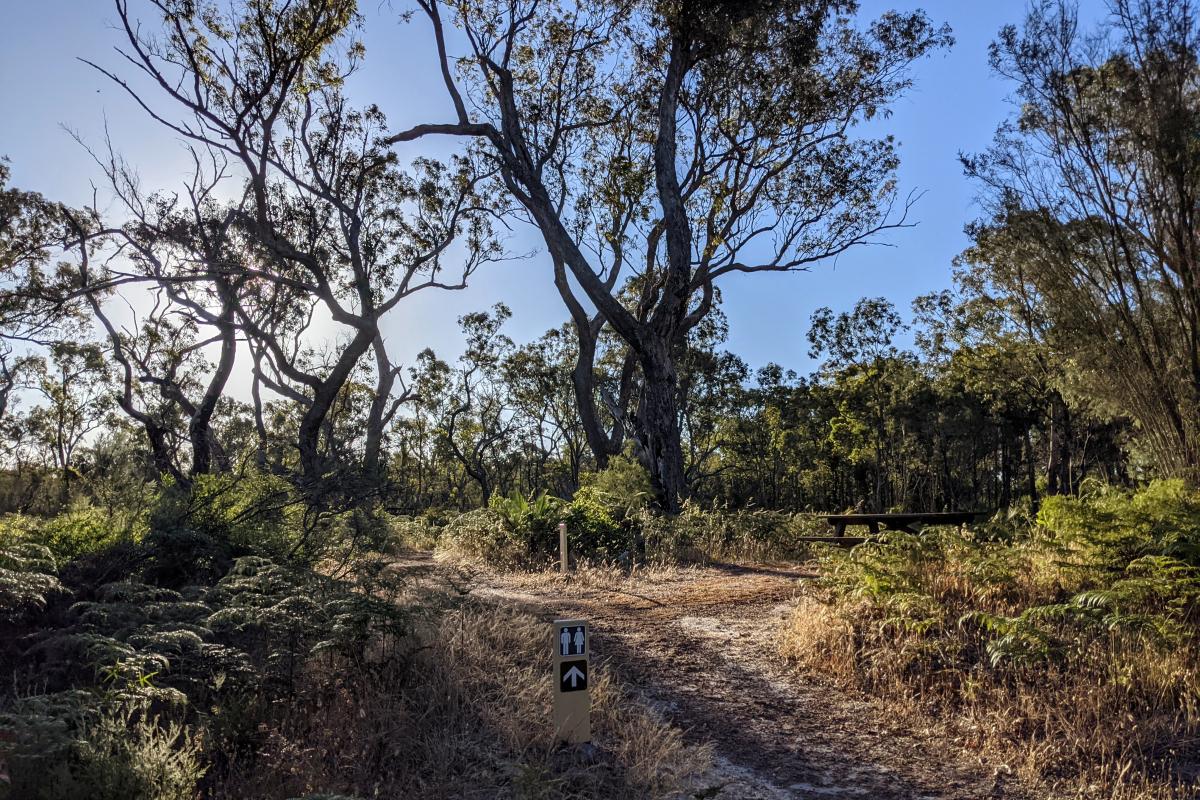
559;624;586;656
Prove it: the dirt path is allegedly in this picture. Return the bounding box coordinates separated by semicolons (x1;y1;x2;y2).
463;560;1029;800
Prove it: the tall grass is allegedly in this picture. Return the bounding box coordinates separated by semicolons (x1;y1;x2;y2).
0;476;710;799
781;481;1200;798
210;598;711;799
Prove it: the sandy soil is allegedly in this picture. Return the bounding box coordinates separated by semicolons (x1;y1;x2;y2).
449;559;1032;800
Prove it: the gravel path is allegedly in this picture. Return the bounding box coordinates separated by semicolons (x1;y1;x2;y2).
468;561;1031;800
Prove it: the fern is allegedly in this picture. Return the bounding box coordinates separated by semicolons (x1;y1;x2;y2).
0;542;64;618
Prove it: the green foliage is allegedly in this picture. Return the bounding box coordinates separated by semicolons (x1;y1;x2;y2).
207;556;409;685
1037;479;1200;570
0;508;136;564
440;490;633;568
384;513;442;551
0;541;62;619
2;541;412;796
561;488;629;560
438;508;531;568
141;472;296;586
640;504;815;564
794;481;1200;791
578;455;653;518
0;693;204;800
489;490;564;554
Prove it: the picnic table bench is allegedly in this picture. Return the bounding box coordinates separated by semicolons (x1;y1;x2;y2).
801;511;988;545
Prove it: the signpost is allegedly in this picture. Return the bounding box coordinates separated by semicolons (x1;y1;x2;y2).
552;618;590;744
558;522;569;574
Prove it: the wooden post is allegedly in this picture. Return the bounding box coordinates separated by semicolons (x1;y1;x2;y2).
558;521;569;574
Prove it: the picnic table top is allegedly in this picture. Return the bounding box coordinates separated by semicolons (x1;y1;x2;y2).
818;511;987;523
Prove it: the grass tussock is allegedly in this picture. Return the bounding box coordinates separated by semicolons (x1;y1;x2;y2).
780;480;1200;799
211;597;711;800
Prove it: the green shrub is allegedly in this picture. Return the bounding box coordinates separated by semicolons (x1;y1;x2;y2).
0;541;63;619
0;692;204;800
140;472;300;587
489;490;564;554
639;504;813;564
439;492;634;568
578;454;653;519
1038;478;1200;571
151;472;293;548
383;513;442;551
561;488;631;560
437;508;529;568
0;508;133;564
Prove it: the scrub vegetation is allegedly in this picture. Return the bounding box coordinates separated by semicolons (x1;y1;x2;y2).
783;482;1200;797
1;0;1199;798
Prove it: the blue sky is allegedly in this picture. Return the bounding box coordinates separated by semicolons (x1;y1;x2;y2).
0;1;1088;377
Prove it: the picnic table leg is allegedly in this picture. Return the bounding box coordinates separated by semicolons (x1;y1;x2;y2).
868;520;879;535
834;521;845;538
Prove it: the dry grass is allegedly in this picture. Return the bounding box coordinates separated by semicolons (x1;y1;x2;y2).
780;562;1200;799
453;558;711;594
208;588;710;799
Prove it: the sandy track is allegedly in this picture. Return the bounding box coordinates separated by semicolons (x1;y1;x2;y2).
454;560;1030;800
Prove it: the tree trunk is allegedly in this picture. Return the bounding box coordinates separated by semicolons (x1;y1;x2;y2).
1000;431;1012;509
572;333;613;470
189;304;237;476
297;325;377;484
1046;391;1071;495
364;336;397;480
636;345;686;512
1025;427;1039;514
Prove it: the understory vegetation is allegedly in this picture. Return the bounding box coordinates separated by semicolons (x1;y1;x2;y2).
416;482;820;570
0;476;712;800
2;0;1200;797
782;480;1200;798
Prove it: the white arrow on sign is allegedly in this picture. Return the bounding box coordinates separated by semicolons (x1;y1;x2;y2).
563;665;586;688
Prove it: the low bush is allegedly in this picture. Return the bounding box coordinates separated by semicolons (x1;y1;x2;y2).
383;513;442;551
0;508;136;564
561;487;632;561
437;508;530;568
439;491;634;569
781;480;1200;798
578;454;654;519
640;503;818;565
0;541;63;620
0;692;204;800
437;493;819;571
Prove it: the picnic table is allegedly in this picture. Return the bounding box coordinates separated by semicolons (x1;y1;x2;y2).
801;511;988;545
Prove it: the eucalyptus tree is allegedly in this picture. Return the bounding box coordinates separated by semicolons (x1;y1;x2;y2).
502;326;590;492
25;342;114;506
437;304;519;505
396;0;951;509
92;0;500;495
0;162;86;424
964;0;1200;482
807;297;909;510
0;162;74;354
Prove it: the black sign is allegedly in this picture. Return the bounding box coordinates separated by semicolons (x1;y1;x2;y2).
559;659;588;692
558;624;586;656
